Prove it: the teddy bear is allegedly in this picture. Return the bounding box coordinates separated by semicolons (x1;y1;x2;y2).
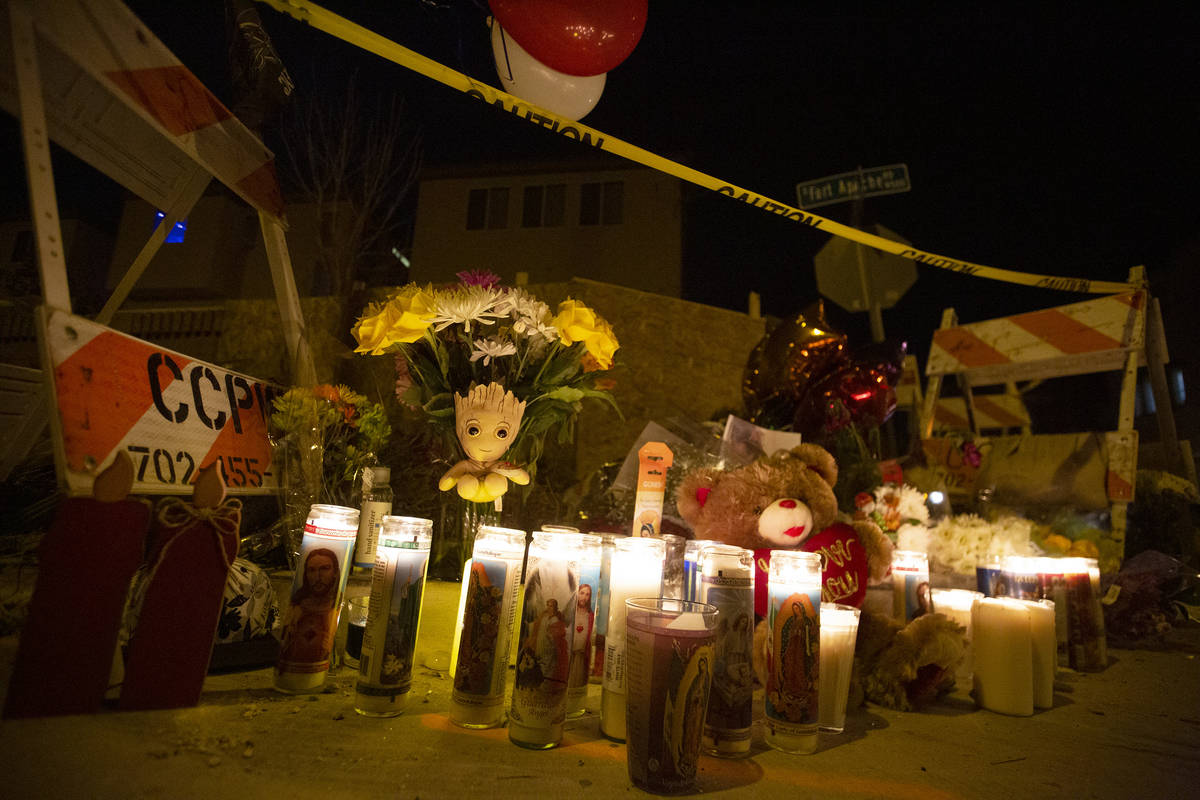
675;442;965;711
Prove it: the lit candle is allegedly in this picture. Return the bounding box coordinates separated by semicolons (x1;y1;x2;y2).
1003;555;1043;600
275;505;359;694
972;597;1033;716
509;530;582;749
565;533;603;718
600;536;665;741
660;534;687;599
930;588;982;687
818;603;861;734
449;525;526;729
976;555;1005;597
1037;557;1071;666
891;550;932;622
590;533;624;682
355;516;432;717
1020;598;1057;710
1082;557;1108;671
684;539;718;602
764;549;823;755
696;543;755;757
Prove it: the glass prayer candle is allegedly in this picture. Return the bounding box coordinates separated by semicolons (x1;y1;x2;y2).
590;533;623;682
624;597;719;794
355;516;432;717
817;603;861;734
1036;557;1071;666
1003;555;1044;600
976;555;1006;597
929;588;982;687
275;505;359;694
565;533;602;718
1082;557;1108;671
891;550;932;622
764;549;823;754
683;539;718;602
600;536;665;741
696;543;755;757
509;530;583;749
449;525;526;729
660;534;687;600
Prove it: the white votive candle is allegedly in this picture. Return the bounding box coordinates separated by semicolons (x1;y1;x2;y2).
972;597;1033;716
1017;597;1056;710
600;536;665;741
930;588;982;687
817;604;860;733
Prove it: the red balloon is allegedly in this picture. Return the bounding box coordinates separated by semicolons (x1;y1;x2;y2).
489;0;648;77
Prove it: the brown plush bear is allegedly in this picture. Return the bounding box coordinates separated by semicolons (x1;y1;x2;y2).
676;443;965;712
676;443;893;615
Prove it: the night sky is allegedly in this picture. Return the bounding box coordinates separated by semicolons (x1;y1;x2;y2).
5;2;1199;362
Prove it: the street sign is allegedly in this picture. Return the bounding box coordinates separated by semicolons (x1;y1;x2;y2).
814;223;917;313
796;163;911;210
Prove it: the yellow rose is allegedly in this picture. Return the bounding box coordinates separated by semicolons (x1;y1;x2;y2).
552;298;602;344
583;319;619;370
552;299;618;369
353;286;435;354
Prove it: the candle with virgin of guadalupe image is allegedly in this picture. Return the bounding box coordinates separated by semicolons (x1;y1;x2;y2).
764;550;823;755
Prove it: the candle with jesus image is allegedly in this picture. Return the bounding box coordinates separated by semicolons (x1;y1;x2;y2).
565;533;602;718
274;505;359;694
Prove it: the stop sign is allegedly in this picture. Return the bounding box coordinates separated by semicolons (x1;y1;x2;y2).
814;223;917;312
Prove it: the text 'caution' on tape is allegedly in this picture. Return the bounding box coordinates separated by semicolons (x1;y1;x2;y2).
258;0;1137;295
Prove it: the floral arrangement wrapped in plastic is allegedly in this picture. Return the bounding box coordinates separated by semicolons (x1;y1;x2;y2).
269;384;390;562
351;271;619;506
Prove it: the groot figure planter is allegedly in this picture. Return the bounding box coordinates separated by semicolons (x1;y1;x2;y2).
438;382;530;504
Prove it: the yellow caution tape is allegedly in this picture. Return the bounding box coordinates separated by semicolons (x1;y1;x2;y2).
257;0;1137;295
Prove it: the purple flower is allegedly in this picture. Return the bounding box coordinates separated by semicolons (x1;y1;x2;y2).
456;269;501;289
962;441;982;468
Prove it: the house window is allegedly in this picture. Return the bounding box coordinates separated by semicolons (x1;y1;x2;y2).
521;184;566;228
467;187;510;230
579;181;624;225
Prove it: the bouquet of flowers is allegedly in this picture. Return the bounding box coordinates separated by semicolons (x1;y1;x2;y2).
352;271;618;479
269;384;390;562
854;483;931;547
351;271;619;570
925;513;1036;577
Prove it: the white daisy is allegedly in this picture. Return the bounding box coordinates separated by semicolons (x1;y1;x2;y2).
429;286;505;334
497;288;558;341
469;338;517;365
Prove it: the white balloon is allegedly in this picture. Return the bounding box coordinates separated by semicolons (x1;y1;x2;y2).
491;22;605;122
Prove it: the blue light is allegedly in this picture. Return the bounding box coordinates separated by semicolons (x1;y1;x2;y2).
153;211;187;243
